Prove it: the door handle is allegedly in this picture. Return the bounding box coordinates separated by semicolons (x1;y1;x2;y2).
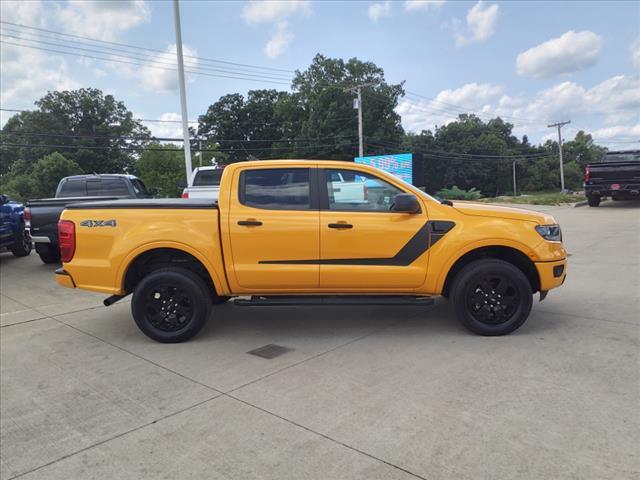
328;223;353;229
238;220;262;226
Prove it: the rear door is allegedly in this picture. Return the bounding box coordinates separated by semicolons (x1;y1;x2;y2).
227;167;320;289
319;168;429;290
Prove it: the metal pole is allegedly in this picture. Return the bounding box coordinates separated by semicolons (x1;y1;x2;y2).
173;0;192;180
512;160;517;196
548;120;570;192
357;87;364;158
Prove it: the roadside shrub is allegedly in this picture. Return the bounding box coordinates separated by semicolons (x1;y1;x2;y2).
435;185;481;200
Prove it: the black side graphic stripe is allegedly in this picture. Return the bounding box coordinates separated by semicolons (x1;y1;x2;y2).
259;220;455;266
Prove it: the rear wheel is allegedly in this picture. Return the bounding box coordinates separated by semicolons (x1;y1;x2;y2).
132;268;212;343
587;195;601;207
10;222;31;257
38;246;61;264
451;259;532;336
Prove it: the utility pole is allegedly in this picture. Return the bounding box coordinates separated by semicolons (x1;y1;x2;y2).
345;82;378;158
512;160;517;197
173;0;192;181
547;120;571;192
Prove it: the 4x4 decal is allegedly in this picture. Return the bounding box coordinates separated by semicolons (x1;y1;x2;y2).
80;219;117;228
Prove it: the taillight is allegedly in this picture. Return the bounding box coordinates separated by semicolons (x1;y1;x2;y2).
584;165;590;183
181;191;189;198
58;220;75;263
23;207;31;227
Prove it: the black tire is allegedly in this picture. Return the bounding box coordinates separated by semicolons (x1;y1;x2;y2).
38;247;61;264
451;259;533;336
10;222;31;257
587;195;600;207
132;268;212;343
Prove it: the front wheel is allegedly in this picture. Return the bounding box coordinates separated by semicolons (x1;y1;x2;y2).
10;223;31;257
451;259;533;336
131;268;212;343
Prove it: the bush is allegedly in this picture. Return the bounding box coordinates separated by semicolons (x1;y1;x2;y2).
435;185;481;200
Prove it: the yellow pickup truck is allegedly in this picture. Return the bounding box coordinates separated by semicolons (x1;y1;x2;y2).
56;160;567;342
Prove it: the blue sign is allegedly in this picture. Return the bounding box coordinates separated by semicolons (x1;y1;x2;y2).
355;153;413;184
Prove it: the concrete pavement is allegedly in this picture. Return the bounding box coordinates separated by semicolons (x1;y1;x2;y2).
1;200;638;479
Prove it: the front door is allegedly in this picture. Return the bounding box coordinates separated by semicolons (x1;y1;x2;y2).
319;168;429;290
227;167;320;290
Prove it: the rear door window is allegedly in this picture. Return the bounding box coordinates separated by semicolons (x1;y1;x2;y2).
240;168;310;210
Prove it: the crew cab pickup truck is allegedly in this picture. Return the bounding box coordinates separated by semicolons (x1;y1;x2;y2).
56;160;567;343
0;194;31;258
28;174;155;264
584;150;640;207
181;166;224;199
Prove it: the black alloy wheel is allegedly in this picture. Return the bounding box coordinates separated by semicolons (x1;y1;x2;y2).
132;268;212;343
451;259;533;336
11;223;32;257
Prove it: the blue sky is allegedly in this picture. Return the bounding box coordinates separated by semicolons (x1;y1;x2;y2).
1;0;639;147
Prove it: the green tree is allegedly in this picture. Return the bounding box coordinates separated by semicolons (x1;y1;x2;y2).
1;88;150;175
134;144;186;198
32;152;82;197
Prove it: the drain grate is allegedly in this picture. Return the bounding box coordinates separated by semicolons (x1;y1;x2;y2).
247;344;293;359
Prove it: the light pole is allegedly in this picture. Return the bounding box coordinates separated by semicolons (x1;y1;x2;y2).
173;0;192;181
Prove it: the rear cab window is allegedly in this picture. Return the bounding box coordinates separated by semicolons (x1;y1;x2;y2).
193;169;224;187
239;168;311;210
58;179;86;197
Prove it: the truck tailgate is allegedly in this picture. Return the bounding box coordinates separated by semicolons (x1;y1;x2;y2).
588;162;640;184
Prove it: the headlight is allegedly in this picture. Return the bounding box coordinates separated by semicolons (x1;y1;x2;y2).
535;224;562;242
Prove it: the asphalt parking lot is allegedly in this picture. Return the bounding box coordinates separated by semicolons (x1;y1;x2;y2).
1;201;639;480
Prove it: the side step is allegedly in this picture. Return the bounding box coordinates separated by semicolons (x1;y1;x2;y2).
234;295;434;307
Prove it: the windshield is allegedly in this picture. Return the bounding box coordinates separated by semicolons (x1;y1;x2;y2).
602;152;640;163
193;169;223;187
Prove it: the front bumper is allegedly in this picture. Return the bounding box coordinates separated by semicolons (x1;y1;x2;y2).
535;258;567;292
55;268;76;288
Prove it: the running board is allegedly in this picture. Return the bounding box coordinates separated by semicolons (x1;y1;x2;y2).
234;295;434;307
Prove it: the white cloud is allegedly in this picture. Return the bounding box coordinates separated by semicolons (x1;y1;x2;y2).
56;0;150;41
398;75;640;146
138;44;199;93
242;0;310;23
630;38;640;70
264;22;293;59
516;30;603;78
0;1;80;122
0;0;46;26
452;1;499;47
404;0;446;12
368;1;391;22
398;83;503;132
141;113;185;139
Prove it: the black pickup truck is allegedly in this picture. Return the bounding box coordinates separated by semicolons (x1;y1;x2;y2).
27;174;156;263
584;150;640;207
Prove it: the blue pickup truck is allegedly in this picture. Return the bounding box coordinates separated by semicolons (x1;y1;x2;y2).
0;194;31;257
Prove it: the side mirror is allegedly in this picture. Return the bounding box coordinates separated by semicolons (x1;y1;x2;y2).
391;193;421;213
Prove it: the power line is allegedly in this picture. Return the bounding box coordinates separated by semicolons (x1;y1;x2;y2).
0;31;294;82
0;40;293;86
0;20;294;74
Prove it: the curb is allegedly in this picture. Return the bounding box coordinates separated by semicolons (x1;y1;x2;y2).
573;200;588;208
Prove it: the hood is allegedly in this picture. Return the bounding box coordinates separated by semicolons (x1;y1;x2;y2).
452;201;556;224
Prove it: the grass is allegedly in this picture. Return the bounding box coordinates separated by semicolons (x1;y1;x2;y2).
476;191;586;206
